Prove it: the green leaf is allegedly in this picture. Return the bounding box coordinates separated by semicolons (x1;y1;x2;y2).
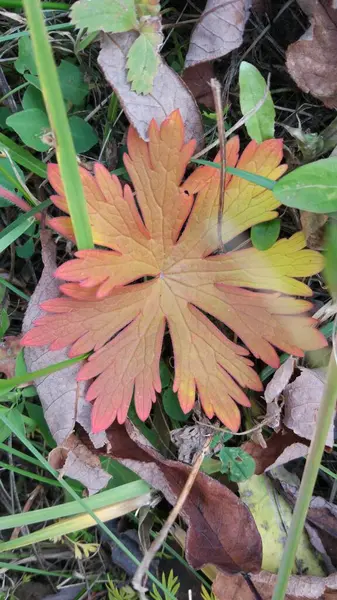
0;308;9;337
162;388;190;422
16;238;35;259
324;220;337;300
273;157;337;213
57;60;89;105
0;107;12;129
126;34;158;94
6;109;50;152
0;407;25;444
22;85;45;111
69;116;98;153
239;61;275;143
0;133;47;178
25;402;55;448
160;360;171;389
71;0;138;34
15;37;37;75
218;446;255;482
251;218;281;250
24;73;41;90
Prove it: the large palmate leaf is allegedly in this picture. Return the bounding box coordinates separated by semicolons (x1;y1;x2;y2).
22;111;326;433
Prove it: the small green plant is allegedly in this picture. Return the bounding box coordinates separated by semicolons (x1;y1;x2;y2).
201;585;218;600
150;570;180;600
210;433;255;483
107;578;138;600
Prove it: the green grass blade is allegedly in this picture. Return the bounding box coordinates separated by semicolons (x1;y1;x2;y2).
0;277;30;301
0;352;87;395
0;460;62;487
0;133;47;178
0;415;174;599
0;561;72;577
191;158;276;190
0;482;151;531
0;0;69;8
22;0;93;250
0;23;73;43
0;199;50;253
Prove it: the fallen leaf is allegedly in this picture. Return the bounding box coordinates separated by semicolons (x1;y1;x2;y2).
22;231;107;449
171;423;212;463
42;585;85;600
22;112;326;434
213;571;337;600
301;211;328;250
264;357;296;431
86;420;263;574
265;357;296;404
239;473;323;575
49;433;110;495
287;1;337;108
0;336;21;379
98;33;203;145
283;368;334;446
182;63;215;109
243;430;309;474
185;0;251;68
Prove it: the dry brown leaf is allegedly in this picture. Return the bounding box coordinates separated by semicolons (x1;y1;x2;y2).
287;1;337;108
182;63;215;109
185;0;251;68
213;571;337;600
283;367;334;447
98;32;203;146
83;420;262;574
49;434;110;495
0;336;21;379
265;357;296;404
300;211;328;250
243;431;309;474
22;231;107;449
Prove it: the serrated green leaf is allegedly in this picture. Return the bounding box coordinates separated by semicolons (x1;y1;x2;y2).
68;116;98;153
57;60;89;105
251;218;280;251
273;157;337;213
6;109;50;152
22;85;45;112
239;61;275;143
15;37;37;76
126;34;159;94
71;0;137;34
162;388;190;422
218;447;255;482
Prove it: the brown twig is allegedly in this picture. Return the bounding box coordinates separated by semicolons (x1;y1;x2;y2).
210;78;226;251
132;437;212;599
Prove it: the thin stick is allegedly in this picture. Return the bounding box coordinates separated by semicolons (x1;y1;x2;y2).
132;437;212;599
193;75;271;160
210;79;226;251
10;485;43;540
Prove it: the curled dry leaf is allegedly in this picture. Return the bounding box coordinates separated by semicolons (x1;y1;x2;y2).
283;367;334;447
49;433;110;495
98;33;203;146
22;111;326;434
243;430;309;474
83;420;262;574
185;0;252;68
0;336;21;379
22;231;108;492
264;357;296;430
287;1;337;108
212;570;337;600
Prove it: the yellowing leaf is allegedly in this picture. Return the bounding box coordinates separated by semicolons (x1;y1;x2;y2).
22;111;326;433
71;0;138;34
126;33;160;94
